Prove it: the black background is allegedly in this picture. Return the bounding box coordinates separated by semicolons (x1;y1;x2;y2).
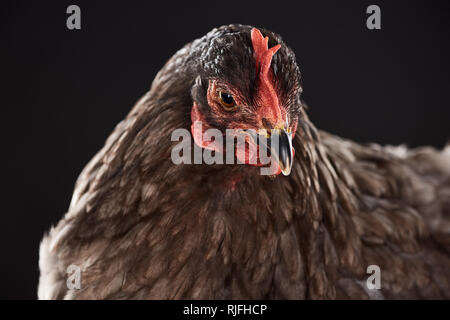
1;0;449;299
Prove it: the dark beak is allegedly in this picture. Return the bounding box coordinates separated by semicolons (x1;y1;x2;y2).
252;128;294;176
271;128;293;176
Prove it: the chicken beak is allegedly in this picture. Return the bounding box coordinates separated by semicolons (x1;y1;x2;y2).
253;128;294;176
271;128;293;176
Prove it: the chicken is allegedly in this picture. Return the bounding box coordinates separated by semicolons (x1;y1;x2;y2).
38;24;450;299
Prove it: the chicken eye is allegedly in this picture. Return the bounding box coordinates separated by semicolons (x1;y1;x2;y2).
218;91;236;111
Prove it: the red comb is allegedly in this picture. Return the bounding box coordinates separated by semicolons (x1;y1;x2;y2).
250;28;284;126
251;28;281;79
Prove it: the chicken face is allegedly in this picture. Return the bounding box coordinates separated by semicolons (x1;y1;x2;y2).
189;26;302;175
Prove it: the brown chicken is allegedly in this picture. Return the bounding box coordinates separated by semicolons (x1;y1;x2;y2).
38;24;450;299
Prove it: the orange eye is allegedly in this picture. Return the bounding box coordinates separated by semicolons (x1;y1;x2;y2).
218;91;236;111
